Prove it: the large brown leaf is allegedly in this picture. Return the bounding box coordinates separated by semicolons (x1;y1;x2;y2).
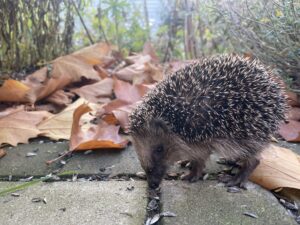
113;79;151;104
279;120;300;142
115;54;162;83
0;79;31;102
70;104;128;151
0;106;52;146
37;98;95;140
250;145;300;190
23;43;113;103
71;78;114;103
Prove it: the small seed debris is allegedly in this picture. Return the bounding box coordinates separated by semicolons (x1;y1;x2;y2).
11;193;20;197
147;199;159;211
160;211;177;217
60;160;66;165
20;176;33;182
32;197;42;203
136;171;146;179
120;212;133;217
126;185;134;191
243;212;258;219
203;173;209;181
59;208;66;212
279;199;298;211
149;214;160;224
32;197;47;204
84;150;93;155
72;174;78;182
227;186;241;193
167;172;178;178
26;152;37;157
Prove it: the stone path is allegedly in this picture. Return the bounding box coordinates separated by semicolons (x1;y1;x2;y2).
0;141;298;225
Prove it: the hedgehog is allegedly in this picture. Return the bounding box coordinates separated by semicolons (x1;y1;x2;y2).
129;54;287;189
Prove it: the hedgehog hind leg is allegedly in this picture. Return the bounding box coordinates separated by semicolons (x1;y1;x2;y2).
222;157;260;188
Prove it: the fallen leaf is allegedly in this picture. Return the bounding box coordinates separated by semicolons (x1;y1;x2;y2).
71;78;114;103
0;79;31;102
250;145;300;190
286;91;300;107
45;90;75;106
69;104;128;151
288;107;300;121
114;79;151;104
23;42;113;102
0;106;52;146
37;98;95;140
279;120;300;142
114;55;152;82
0;149;6;159
143;42;159;63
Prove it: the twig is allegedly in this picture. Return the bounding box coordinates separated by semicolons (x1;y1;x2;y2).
46;150;72;165
71;0;94;44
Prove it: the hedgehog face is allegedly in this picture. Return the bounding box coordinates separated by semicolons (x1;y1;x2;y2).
132;118;174;189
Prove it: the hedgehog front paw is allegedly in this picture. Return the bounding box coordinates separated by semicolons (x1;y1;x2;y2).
180;160;204;182
180;171;202;182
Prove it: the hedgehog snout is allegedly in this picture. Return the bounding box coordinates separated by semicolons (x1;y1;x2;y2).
146;163;167;189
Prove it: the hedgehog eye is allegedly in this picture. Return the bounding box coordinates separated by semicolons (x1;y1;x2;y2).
147;168;153;174
155;145;164;153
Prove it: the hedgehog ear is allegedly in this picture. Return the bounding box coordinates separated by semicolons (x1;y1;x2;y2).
149;118;169;134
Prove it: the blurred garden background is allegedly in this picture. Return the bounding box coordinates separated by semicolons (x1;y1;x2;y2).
0;0;299;87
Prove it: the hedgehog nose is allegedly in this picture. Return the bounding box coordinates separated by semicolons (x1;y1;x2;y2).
149;182;159;189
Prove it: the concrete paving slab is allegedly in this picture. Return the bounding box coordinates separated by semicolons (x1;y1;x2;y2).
0;142;143;179
0;181;147;225
161;180;296;225
62;145;143;177
0;142;68;178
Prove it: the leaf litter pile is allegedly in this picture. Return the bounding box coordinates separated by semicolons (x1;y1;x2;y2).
0;42;300;216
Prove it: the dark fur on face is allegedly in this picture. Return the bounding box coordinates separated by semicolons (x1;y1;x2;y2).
131;118;180;189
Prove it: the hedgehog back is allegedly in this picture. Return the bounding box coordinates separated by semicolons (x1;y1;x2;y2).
130;55;287;143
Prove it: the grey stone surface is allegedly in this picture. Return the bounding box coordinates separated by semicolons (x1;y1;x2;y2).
0;181;147;225
0;142;142;178
0;142;67;178
161;180;296;225
61;145;143;177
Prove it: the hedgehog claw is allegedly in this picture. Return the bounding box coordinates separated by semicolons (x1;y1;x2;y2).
219;174;247;189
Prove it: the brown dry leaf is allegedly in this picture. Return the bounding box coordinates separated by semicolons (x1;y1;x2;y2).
143;42;159;63
279;120;300;142
70;104;128;151
286;91;300;107
288;107;300;121
71;78;114;103
166;60;197;74
0;148;7;159
114;79;151;104
0;106;52;146
114;55;152;82
112;104;136;131
37;98;95;140
0;79;31;102
23;43;113;102
250;145;300;190
45;90;75;106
